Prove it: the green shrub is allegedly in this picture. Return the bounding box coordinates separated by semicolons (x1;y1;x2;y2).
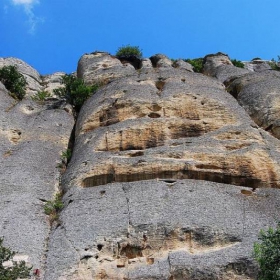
31;91;51;102
54;74;98;112
253;222;280;280
116;45;143;58
0;238;31;279
44;192;64;223
183;58;204;73
61;148;72;164
231;59;245;68
0;65;27;100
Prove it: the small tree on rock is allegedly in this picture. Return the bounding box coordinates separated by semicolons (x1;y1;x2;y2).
0;65;27;100
0;238;31;279
253;222;280;280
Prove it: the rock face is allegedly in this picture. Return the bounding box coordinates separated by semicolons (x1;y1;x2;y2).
0;78;74;274
1;52;280;280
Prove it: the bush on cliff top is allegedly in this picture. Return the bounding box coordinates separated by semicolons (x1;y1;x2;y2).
253;222;280;280
116;45;143;58
0;65;27;100
0;238;31;279
183;58;204;73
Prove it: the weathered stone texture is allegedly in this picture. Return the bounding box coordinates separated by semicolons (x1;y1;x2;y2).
44;53;280;279
203;53;249;82
1;52;280;280
0;77;74;273
226;71;280;139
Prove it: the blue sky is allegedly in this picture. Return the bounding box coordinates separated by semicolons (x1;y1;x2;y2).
1;0;279;74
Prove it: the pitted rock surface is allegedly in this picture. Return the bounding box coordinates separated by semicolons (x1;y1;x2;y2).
1;52;280;280
0;79;74;273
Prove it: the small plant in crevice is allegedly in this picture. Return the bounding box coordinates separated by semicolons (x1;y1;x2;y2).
0;238;31;279
183;58;204;73
231;59;245;68
44;192;64;224
253;222;280;280
31;91;51;102
116;45;143;58
61;148;72;164
53;74;98;112
0;65;27;100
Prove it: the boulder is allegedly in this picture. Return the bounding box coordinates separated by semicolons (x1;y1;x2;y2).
150;54;173;68
203;53;249;82
173;59;194;72
77;52;135;85
226;71;280;139
243;60;273;72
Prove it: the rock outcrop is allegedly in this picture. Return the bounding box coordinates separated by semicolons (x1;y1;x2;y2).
0;52;280;280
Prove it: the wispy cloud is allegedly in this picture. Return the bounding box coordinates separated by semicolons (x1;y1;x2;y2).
10;0;43;34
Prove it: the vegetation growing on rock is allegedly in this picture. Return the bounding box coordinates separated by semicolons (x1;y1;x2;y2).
116;45;143;58
31;90;51;102
231;59;245;68
54;74;98;112
0;238;31;279
44;192;64;224
183;58;204;72
0;65;27;100
253;222;280;280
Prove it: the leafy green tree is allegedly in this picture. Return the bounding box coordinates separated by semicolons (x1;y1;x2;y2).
116;45;143;58
253;222;280;280
0;65;27;100
54;74;98;112
0;238;31;279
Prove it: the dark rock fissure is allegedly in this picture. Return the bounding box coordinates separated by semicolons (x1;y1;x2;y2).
82;169;262;188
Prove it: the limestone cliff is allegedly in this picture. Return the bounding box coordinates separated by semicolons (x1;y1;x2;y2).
0;52;280;280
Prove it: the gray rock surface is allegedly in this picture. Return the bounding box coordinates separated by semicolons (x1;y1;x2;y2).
243;60;273;72
203;53;249;82
77;52;135;85
226;70;280;139
0;81;74;275
173;59;194;72
1;52;280;279
45;180;279;279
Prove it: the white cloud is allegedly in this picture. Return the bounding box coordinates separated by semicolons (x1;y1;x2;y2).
12;0;38;5
10;0;42;34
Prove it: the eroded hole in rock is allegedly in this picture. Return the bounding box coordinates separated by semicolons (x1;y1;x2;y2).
148;113;161;118
118;56;142;70
146;257;154;265
120;244;143;259
160;179;177;184
97;244;104;251
149;104;162;112
155;80;165;92
128;151;144;157
241;189;253;196
9;129;22;143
